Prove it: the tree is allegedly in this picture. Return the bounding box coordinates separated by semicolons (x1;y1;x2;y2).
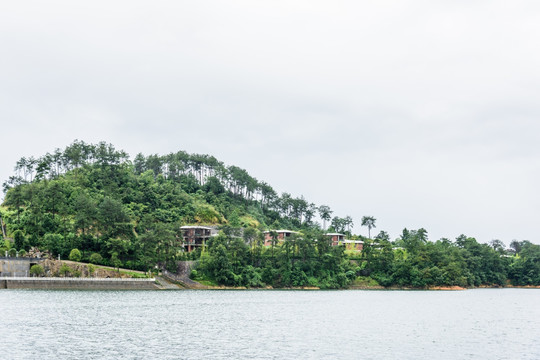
89;252;103;264
44;180;66;219
374;230;390;242
3;179;24;222
69;248;82;262
490;239;506;254
318;205;332;230
44;233;65;257
105;237;130;266
73;193;97;235
330;217;346;233
98;197;130;237
361;216;376;239
243;227;258;250
111;252;122;271
509;240;523;254
344;216;354;234
133;153;146;174
213;244;234;285
13;230;25;251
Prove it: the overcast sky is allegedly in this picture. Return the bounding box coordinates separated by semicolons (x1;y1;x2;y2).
1;1;539;245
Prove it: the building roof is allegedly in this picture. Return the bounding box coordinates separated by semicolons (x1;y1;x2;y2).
343;239;364;244
325;233;345;236
263;229;299;234
180;226;213;230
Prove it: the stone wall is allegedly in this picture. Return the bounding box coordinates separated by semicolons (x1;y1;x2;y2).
0;277;158;290
176;260;198;277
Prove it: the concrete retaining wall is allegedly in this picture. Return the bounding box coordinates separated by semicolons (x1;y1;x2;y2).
0;258;43;277
0;277;158;290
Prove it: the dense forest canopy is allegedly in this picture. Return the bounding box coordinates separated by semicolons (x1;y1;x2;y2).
1;140;539;288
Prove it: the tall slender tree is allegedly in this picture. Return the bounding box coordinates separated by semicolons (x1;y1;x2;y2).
318;205;332;230
361;216;376;239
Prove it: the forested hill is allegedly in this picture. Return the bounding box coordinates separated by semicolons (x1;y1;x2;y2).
2;140;540;289
2;140;345;231
0;141;346;264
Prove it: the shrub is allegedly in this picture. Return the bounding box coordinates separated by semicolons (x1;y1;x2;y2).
307;276;319;287
30;264;44;277
130;272;148;279
18;249;27;257
111;253;123;271
242;266;263;287
8;248;17;257
69;248;82;262
87;264;96;277
59;264;72;277
89;253;103;264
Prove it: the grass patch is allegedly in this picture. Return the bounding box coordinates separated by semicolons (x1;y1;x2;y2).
94;266;149;278
124;271;149;278
193;277;219;287
351;276;381;287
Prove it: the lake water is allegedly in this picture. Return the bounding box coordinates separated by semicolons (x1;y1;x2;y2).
1;289;539;359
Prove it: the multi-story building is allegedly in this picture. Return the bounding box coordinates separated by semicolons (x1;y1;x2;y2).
263;230;299;246
180;226;215;252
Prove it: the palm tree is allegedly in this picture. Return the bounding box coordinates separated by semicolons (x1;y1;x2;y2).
344;216;354;234
318;205;332;230
361;216;376;239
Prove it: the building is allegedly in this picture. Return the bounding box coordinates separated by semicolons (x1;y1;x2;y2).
325;233;363;251
325;233;345;246
180;226;217;252
263;230;299;246
343;239;364;251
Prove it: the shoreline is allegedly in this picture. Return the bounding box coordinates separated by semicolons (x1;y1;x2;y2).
2;276;539;291
0;277;159;290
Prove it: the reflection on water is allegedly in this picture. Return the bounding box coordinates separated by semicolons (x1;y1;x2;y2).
1;289;540;359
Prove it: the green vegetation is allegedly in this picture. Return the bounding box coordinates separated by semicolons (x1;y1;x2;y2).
1;140;539;288
89;253;102;264
13;229;25;251
361;216;376;239
351;276;381;288
361;230;513;288
29;264;44;277
87;263;96;276
193;230;353;289
59;263;72;277
69;248;82;262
